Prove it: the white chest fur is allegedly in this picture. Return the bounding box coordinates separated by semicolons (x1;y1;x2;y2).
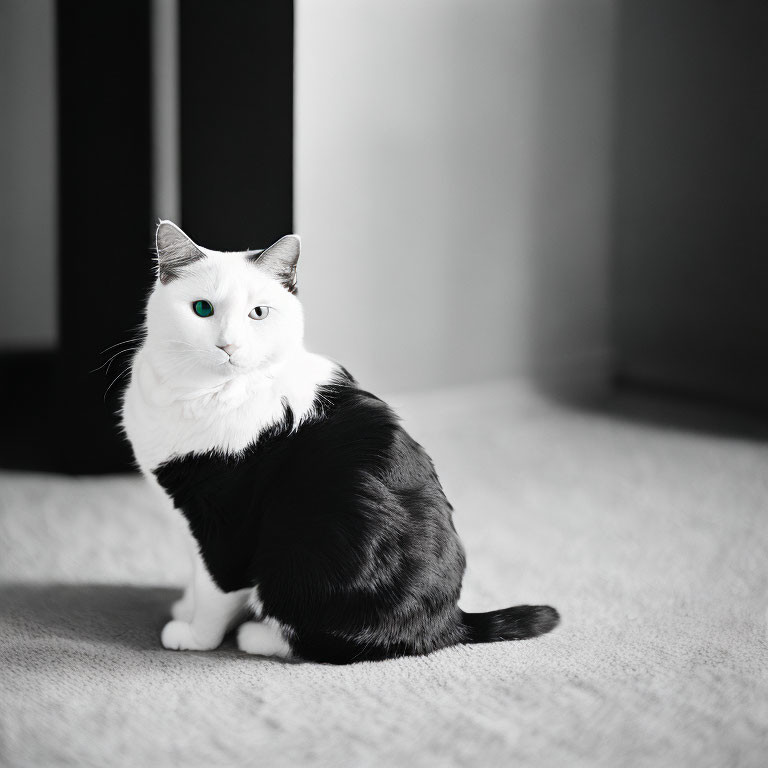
122;347;336;475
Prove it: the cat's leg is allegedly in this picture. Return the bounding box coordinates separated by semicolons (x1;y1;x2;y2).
170;584;195;622
161;552;249;651
236;618;293;659
169;528;198;622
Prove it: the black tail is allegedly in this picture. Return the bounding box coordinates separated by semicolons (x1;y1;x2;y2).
461;605;560;643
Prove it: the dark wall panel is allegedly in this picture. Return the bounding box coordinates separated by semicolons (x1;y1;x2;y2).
179;0;294;250
613;0;768;409
56;0;153;472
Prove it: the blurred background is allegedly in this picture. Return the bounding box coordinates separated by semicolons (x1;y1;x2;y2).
1;0;767;473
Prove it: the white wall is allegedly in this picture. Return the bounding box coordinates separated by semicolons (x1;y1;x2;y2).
0;0;57;349
296;0;615;394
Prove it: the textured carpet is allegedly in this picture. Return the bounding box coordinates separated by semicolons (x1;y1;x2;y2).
1;381;766;767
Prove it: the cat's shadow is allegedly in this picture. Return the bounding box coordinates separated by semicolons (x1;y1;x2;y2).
0;582;245;654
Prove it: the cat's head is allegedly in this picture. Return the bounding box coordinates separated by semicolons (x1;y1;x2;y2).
144;220;304;383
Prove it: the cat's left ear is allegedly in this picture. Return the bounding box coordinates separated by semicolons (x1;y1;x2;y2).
248;235;300;294
155;220;206;284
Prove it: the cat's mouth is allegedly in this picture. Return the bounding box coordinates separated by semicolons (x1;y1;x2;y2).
221;357;247;373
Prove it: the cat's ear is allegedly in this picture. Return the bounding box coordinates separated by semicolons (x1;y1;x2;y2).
248;235;300;294
155;220;206;284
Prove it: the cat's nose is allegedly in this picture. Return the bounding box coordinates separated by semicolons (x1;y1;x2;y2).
217;343;239;357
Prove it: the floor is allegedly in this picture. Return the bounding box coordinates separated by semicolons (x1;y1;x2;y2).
1;381;766;767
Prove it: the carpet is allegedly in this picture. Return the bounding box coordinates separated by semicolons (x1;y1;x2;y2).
1;381;766;767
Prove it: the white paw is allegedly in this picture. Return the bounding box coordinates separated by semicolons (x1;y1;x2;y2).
170;596;194;622
161;620;217;651
237;620;292;658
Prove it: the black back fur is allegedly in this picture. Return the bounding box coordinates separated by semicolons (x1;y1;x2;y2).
154;370;558;663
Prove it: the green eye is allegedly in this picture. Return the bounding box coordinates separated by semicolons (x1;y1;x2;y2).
192;300;214;317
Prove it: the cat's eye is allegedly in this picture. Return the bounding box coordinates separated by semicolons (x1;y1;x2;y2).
192;300;214;318
249;306;270;320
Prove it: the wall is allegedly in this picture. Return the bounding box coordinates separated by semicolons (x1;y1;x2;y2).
0;0;57;349
0;0;619;393
295;0;616;394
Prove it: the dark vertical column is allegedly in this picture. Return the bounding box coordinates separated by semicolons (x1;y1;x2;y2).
612;0;768;409
57;0;153;472
179;0;294;250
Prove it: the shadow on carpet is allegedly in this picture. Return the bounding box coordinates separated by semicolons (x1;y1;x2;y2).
0;583;189;652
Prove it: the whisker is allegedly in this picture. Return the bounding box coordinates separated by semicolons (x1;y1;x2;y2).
98;338;142;355
90;347;140;374
105;347;141;375
104;367;131;403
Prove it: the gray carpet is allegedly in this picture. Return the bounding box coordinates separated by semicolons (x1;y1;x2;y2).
1;381;766;767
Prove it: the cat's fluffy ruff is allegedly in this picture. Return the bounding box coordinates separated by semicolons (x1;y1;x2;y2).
121;221;559;664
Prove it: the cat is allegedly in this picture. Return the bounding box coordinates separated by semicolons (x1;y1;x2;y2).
121;220;559;664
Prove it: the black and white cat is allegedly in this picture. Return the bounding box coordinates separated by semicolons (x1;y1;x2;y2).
121;221;559;664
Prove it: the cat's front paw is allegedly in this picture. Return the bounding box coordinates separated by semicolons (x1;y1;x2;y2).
161;620;216;651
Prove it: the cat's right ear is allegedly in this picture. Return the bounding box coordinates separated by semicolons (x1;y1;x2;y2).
155;220;206;284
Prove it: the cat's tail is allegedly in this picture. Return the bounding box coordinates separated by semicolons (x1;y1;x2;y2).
460;605;560;644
